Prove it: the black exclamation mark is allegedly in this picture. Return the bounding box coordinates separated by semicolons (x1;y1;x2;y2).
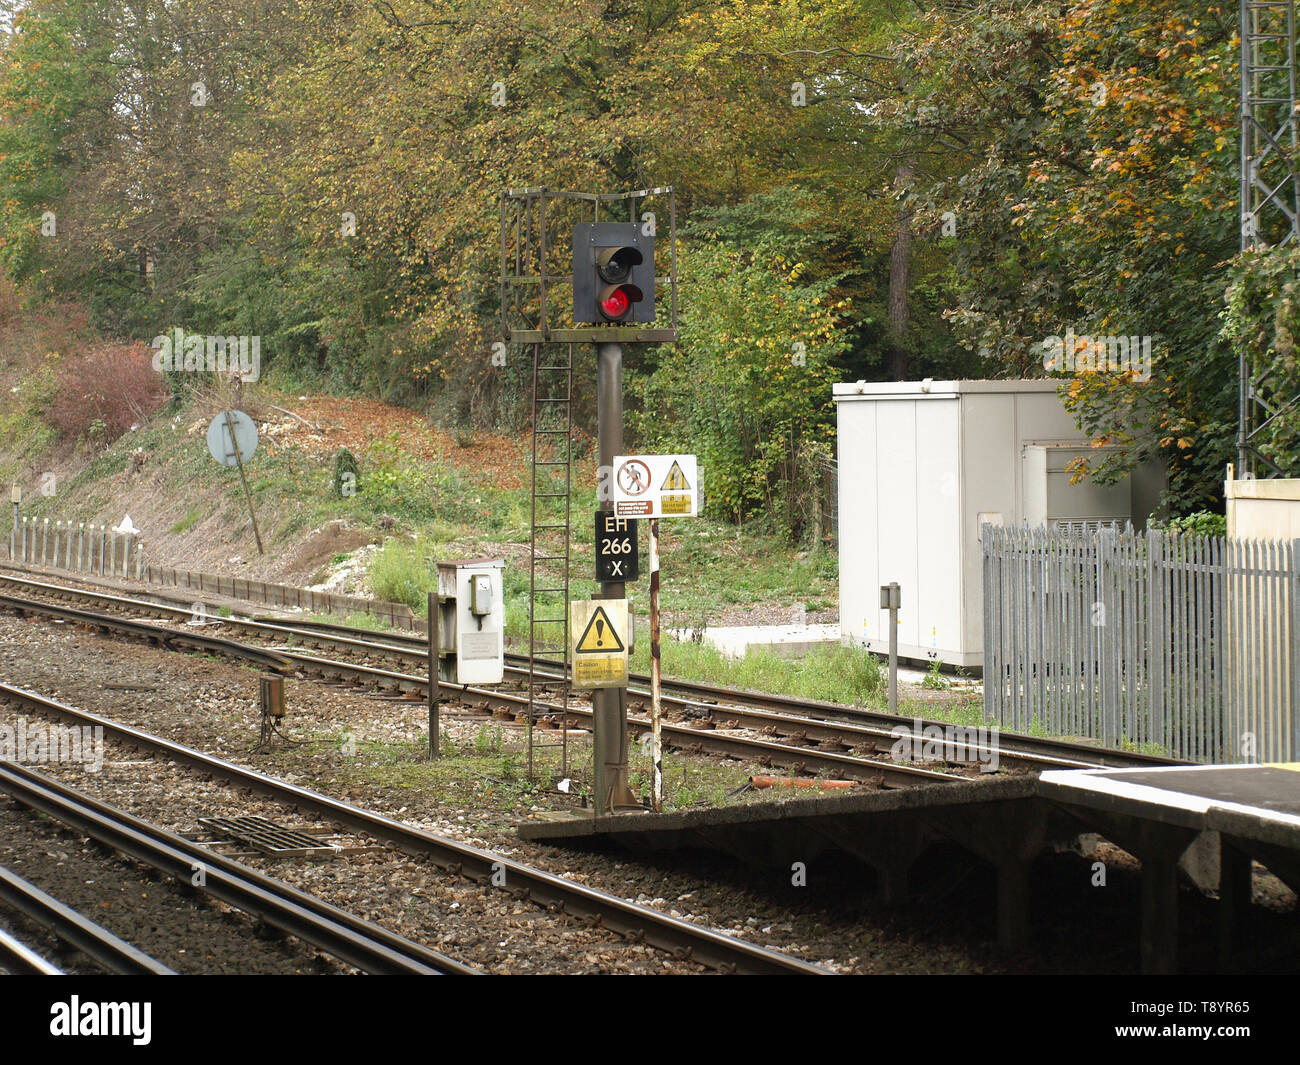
595;618;605;647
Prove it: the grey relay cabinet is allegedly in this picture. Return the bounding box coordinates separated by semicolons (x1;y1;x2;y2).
832;379;1164;668
435;558;505;685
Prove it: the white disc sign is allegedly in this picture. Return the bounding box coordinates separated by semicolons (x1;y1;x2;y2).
207;410;258;467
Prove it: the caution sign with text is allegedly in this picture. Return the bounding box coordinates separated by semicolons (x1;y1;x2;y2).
611;454;698;519
570;599;629;689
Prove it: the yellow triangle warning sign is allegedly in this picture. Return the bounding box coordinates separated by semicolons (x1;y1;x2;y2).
575;605;624;654
661;460;690;492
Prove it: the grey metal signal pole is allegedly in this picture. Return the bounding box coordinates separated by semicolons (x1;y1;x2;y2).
594;341;637;814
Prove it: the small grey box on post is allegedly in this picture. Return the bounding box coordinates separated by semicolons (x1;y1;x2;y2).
434;559;505;685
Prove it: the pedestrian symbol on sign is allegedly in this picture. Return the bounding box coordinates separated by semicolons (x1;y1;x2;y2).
617;460;651;496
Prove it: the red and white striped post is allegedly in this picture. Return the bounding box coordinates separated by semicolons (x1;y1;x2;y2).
649;517;663;811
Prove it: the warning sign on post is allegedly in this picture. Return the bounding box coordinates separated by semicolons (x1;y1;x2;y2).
612;454;698;519
570;599;629;689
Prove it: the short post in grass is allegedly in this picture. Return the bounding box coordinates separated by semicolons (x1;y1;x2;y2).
9;484;18;561
881;582;900;716
649;517;663;812
428;591;440;759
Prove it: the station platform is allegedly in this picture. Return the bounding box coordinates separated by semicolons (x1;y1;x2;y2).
522;775;1084;952
522;765;1300;973
1038;763;1300;972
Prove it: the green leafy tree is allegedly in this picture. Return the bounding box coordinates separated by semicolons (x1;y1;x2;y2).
631;233;849;539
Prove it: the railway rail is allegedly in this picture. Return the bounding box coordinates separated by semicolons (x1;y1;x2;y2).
0;568;1177;776
0;760;475;975
0;922;63;975
0;862;173;975
0;576;966;786
0;681;827;975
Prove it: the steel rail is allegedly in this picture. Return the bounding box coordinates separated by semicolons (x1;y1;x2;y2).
0;571;1176;771
0;862;174;974
0;761;474;975
238;606;1180;770
0;923;63;975
0;588;294;672
266;628;1162;771
0;683;827;974
279;649;963;786
0;582;961;786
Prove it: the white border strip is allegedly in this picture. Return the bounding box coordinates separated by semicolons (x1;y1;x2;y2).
1040;766;1300;830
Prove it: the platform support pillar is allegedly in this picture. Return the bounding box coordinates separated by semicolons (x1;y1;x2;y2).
1140;847;1181;974
995;858;1031;951
1217;840;1252;966
876;861;911;907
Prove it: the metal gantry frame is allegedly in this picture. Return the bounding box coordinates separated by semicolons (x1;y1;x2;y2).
500;187;679;781
1239;0;1300;475
499;186;679;345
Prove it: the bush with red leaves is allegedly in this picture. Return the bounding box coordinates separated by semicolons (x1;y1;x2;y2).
48;342;168;443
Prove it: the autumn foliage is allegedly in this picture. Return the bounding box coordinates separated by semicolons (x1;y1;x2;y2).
0;0;1272;517
48;342;168;444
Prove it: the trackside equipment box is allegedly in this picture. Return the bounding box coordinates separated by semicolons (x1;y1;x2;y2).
833;379;1165;668
435;558;505;684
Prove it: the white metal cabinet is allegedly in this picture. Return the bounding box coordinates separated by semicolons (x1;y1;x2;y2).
834;380;1154;668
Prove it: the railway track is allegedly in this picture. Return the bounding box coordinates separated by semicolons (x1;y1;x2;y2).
0;760;475;975
0;568;1177;776
0;575;965;786
0;681;827;975
0;922;64;975
0;862;174;975
254;612;1179;772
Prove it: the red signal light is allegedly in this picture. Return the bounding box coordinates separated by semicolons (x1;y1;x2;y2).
598;281;642;321
601;288;630;319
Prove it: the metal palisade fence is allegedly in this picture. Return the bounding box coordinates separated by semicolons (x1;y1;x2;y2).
982;523;1300;762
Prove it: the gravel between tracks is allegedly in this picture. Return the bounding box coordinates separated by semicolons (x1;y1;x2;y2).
0;607;987;972
0;614;713;974
0;797;343;974
3;604;1294;974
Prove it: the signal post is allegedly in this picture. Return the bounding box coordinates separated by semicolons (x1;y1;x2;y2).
577;219;656;813
499;187;679;816
593;340;638;812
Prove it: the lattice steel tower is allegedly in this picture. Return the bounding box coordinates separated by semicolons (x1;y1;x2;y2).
1239;0;1300;474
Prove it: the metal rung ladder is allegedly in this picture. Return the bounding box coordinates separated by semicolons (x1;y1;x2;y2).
527;342;573;778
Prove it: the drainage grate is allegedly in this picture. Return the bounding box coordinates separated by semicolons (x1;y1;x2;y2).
197;815;341;858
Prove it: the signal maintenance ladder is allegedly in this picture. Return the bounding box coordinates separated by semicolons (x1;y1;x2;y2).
527;342;573;778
